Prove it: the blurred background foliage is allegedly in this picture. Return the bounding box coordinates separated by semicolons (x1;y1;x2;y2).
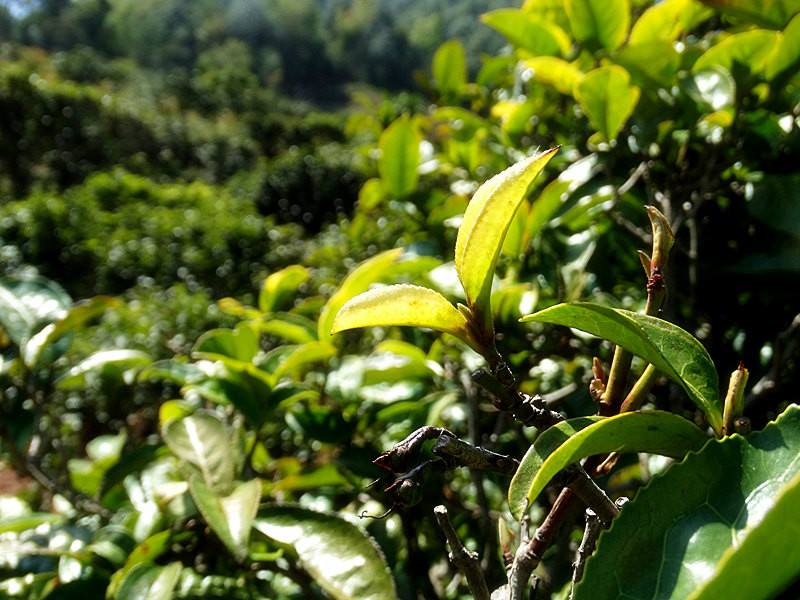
0;0;799;598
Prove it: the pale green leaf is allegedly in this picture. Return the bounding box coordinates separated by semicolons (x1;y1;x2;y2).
701;0;800;28
163;413;235;494
0;276;72;347
319;248;404;343
482;9;571;56
56;349;151;389
508;411;708;519
255;505;396;600
576;404;800;600
192;323;259;363
766;12;800;79
332;284;478;352
259;265;310;314
455;148;559;329
190;479;261;561
378;115;420;198
566;0;630;51
521;303;723;433
271;341;338;381
630;0;713;45
693;29;781;76
574;65;640;142
524;56;584;95
115;562;181;600
433;40;467;99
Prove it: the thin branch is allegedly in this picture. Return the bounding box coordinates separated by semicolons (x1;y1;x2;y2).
434;505;491;600
569;509;602;600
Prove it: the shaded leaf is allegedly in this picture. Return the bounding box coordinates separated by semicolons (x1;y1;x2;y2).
192;324;259;363
255;505;395;600
574;65;640;142
163;413;235;494
509;411;709;519
455;148;559;332
332;284;478;352
745;173;800;238
566;0;629;51
576;404;800;600
433;40;467;99
699;0;800;28
190;478;261;561
766;12;800;79
378;115;420;198
114;562;181;600
521;303;723;433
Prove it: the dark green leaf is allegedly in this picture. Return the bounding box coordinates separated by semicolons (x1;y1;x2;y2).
255;505;395;600
521;303;723;434
576;404;800;600
114;562;182;600
433;40;467;98
509;411;709;519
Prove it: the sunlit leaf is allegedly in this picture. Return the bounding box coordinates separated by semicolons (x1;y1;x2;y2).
524;56;584;95
574;65;640;142
766;12;800;80
614;41;681;89
255;505;396;600
378;115;420;198
630;0;713;45
681;66;736;111
259;265;310;314
508;411;709;519
482;9;571;56
190;478;261;561
566;0;629;51
192;323;259;363
258;312;317;344
0;276;72;347
162;413;235;494
698;0;800;28
56;349;151;389
319;248;404;343
521;303;723;434
114;562;181;600
433;40;467;100
692;29;780;76
271;341;338;381
521;0;572;33
455;148;559;332
332;284;479;351
576;404;800;600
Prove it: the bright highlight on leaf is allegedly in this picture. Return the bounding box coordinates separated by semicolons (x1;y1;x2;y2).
508;411;708;519
574;65;640;142
455;147;559;331
331;284;479;352
521;302;724;434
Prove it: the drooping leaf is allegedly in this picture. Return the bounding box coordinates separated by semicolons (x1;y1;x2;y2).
576;404;800;600
482;9;571;56
255;505;395;600
521;303;723;434
692;29;781;76
433;40;467;99
574;65;640;142
332;284;479;352
56;349;151;389
189;478;261;561
566;0;630;51
162;413;235;494
630;0;713;45
455;148;559;331
378;115;420;198
319;248;404;343
259;265;310;314
114;562;182;600
508;411;709;519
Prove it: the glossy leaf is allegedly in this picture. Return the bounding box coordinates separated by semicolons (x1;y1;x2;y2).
681;66;736;111
693;29;780;76
259;265;310;314
255;505;396;600
378;115;420;198
23;295;118;367
190;478;261;561
332;284;478;351
455;148;559;330
574;65;640;142
576;404;800;600
699;0;800;28
566;0;629;51
319;247;404;343
433;40;467;99
521;303;723;433
0;276;71;347
162;413;235;494
614;41;681;89
482;9;571;56
114;562;181;600
630;0;712;45
509;411;708;519
192;324;259;363
56;349;151;389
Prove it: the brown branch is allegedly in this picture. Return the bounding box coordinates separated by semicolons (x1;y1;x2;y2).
434;505;491;600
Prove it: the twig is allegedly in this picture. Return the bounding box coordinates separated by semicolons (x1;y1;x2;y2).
434;505;491;600
569;509;602;600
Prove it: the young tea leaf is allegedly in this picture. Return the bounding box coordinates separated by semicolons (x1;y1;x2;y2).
574;65;640;142
576;404;800;600
566;0;630;51
521;302;723;434
331;284;480;353
455;147;559;332
508;411;708;519
378;115;420;198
